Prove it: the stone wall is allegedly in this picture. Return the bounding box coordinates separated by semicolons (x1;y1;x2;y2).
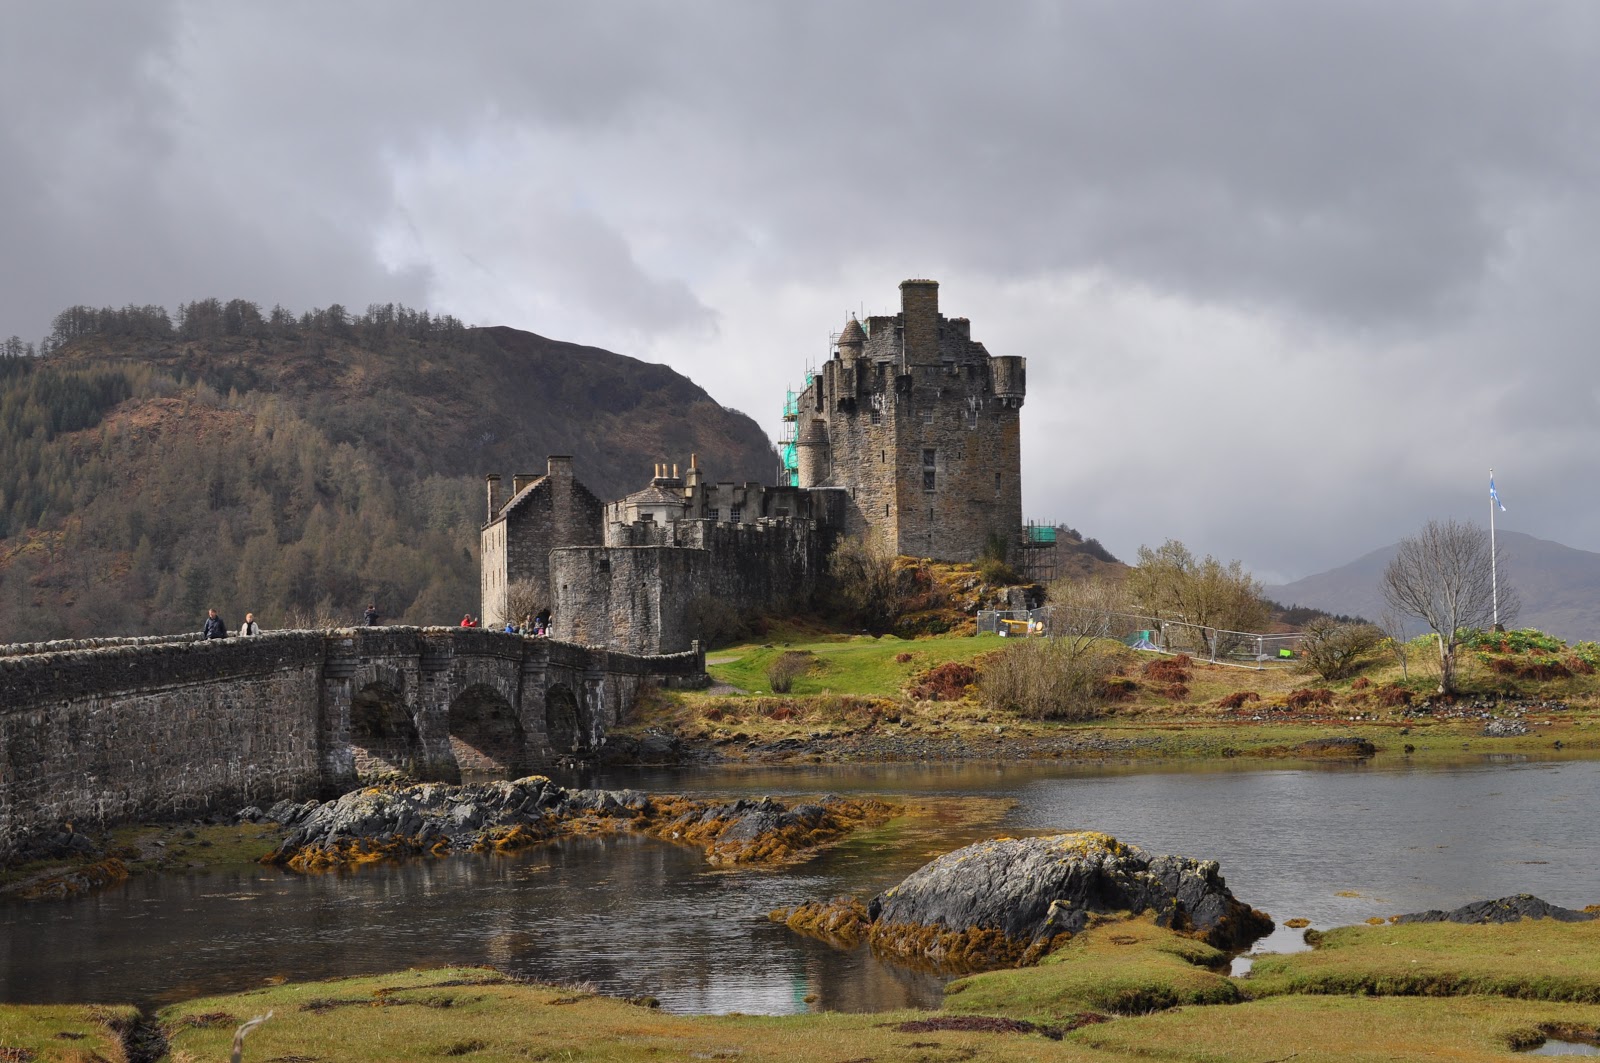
0;632;327;860
549;546;707;654
566;518;833;653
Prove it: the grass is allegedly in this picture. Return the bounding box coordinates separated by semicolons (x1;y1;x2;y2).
139;916;1600;1062
944;914;1241;1019
1247;918;1600;1002
3;920;1594;1061
0;1003;135;1062
708;629;1001;696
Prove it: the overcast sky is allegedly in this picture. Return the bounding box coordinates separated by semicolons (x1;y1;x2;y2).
5;1;1597;583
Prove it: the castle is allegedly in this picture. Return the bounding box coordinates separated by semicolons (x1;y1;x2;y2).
479;279;1026;653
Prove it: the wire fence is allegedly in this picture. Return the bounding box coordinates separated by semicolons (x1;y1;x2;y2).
975;607;1305;669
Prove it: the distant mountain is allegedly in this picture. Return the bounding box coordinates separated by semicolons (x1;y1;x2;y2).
0;303;776;641
1264;530;1600;643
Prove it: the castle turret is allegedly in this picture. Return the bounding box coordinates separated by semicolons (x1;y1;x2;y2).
796;418;830;488
992;355;1026;408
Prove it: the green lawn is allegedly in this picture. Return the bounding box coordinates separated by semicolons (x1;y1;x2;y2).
709;631;1004;695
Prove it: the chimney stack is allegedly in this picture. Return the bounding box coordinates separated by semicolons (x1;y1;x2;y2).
485;474;500;521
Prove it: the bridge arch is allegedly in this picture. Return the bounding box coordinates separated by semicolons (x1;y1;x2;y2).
448;682;527;779
349;680;421;781
544;682;586;756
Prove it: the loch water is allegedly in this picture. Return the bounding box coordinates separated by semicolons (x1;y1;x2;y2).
3;755;1596;1013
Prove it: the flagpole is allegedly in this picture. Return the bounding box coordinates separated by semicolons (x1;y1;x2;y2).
1490;467;1499;630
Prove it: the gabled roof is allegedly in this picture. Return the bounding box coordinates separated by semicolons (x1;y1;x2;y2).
622;485;688;507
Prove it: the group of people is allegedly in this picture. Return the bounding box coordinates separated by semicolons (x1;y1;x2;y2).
202;608;261;639
461;608;551;636
202;604;550;637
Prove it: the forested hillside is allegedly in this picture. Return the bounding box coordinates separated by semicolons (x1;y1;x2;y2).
0;300;776;641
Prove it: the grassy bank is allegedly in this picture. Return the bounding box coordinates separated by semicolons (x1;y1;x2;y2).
14;914;1599;1062
628;625;1600;764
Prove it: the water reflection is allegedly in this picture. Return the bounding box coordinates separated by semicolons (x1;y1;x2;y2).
2;755;1596;1014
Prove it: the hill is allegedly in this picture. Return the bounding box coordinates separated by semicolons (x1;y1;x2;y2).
0;301;776;641
1264;529;1600;643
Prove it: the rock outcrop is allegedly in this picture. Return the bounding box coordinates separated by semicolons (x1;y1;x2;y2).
1394;893;1598;924
260;779;892;872
779;831;1272;972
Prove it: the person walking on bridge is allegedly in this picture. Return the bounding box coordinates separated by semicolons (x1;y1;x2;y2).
203;609;228;640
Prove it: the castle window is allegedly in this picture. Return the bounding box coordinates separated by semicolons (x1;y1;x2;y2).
922;407;934;424
708;508;719;522
870;408;881;425
885;503;890;516
729;505;742;524
967;406;979;429
923;448;936;492
598;558;610;573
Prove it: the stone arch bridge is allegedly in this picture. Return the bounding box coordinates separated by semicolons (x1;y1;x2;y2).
0;628;704;861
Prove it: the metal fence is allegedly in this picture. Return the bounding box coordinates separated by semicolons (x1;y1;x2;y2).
975;607;1305;668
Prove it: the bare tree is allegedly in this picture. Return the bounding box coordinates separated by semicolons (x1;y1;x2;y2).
1378;608;1412;682
1382;519;1518;695
1124;539;1269;657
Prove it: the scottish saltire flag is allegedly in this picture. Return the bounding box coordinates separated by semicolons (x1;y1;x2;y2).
1490;474;1506;512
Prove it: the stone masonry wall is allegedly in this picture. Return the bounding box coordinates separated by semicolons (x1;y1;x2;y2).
550;546;707;654
0;632;326;859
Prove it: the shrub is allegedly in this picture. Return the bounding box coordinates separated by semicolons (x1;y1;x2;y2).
1161;682;1190;700
894;652;914;664
1285;687;1335;711
1096;676;1139;701
1217;691;1260;709
827;534;924;632
1297;618;1384;680
1351;676;1371;690
906;662;980;702
1374;684;1413;707
1459;627;1565;654
976;554;1021;586
977;637;1118;720
767;651;814;693
1142;655;1191;683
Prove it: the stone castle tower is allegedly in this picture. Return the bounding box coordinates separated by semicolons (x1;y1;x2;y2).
794;279;1025;562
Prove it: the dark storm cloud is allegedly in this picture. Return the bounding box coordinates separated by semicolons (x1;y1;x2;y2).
5;1;1600;576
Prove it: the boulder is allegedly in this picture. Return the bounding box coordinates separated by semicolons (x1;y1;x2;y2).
864;831;1272;971
1394;893;1597;924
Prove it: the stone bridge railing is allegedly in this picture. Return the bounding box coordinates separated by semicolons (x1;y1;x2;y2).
0;627;705;863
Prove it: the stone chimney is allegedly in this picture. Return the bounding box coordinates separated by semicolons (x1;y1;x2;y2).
547;455;573;479
485;474;500;521
512;473;537;494
900;278;940;365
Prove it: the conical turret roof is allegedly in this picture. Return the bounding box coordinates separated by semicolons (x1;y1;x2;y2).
838;317;866;346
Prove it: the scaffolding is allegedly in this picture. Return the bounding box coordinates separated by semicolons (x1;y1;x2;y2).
776;366;816;487
1015;520;1059;584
